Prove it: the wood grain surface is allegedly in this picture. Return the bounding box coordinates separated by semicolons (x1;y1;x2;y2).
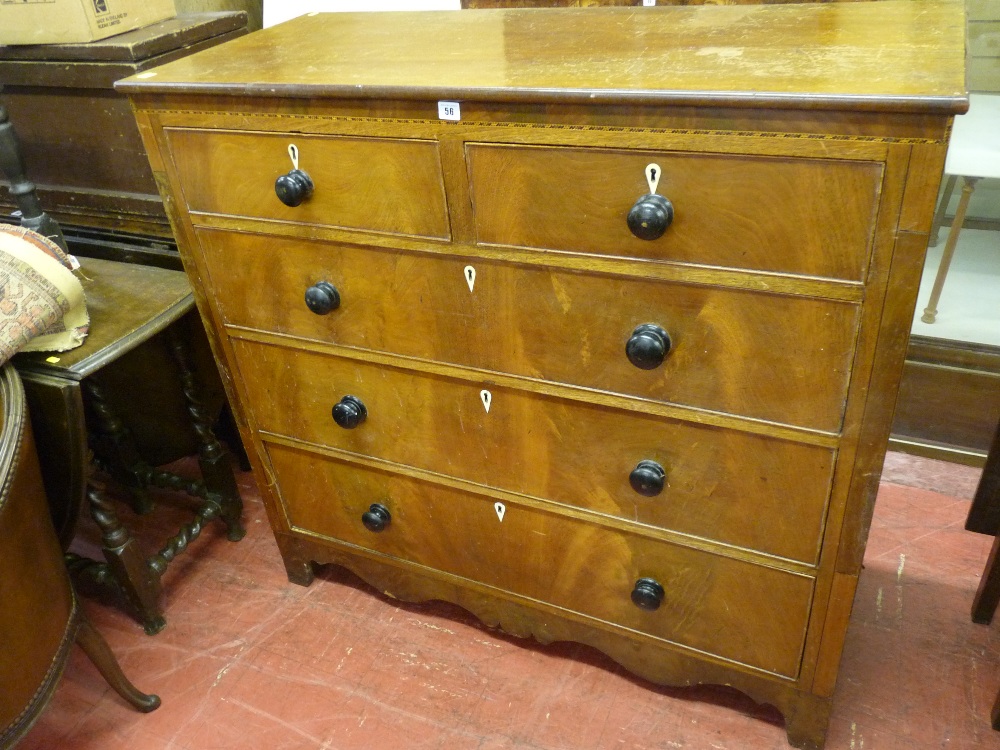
268;442;814;678
232;337;836;564
121;2;967;746
468;143;882;280
117;1;966;113
207;231;860;432
165;128;450;239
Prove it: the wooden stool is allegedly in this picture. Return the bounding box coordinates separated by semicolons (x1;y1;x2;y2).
922;93;1000;324
0;364;158;748
13;257;246;635
967;418;1000;729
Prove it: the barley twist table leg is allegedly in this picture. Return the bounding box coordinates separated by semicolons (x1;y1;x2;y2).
167;326;246;542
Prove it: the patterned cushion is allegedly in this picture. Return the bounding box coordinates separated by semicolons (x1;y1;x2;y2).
0;225;89;366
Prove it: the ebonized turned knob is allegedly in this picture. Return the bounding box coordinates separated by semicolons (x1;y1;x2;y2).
332;395;367;429
275;168;314;207
630;460;666;497
305;281;341;315
626;324;672;370
627;193;674;240
631;578;665;611
362;503;391;532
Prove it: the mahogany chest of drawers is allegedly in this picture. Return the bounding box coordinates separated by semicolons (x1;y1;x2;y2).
119;3;967;747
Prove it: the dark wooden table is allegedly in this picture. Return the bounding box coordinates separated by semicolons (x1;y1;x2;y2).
13;256;194;545
13;254;244;634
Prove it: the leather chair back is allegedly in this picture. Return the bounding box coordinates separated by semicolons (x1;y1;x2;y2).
0;363;77;746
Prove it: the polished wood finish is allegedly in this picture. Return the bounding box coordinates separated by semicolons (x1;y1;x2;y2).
16;372;89;548
467;144;882;280
268;442;815;679
118;2;966;113
121;3;966;747
237;341;834;564
167;129;450;239
16;258;193;381
200;230;860;431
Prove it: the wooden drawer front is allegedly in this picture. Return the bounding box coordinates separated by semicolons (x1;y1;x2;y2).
164;128;450;239
269;443;813;678
468;144;882;281
234;340;833;563
205;231;859;431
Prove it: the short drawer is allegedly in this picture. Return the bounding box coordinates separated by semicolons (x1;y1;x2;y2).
234;340;834;564
165;128;450;239
203;231;860;432
268;443;814;678
467;143;882;281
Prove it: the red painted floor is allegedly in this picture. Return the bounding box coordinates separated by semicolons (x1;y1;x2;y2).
17;453;1000;749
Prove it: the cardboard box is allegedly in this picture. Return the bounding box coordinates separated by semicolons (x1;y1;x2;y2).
0;0;176;46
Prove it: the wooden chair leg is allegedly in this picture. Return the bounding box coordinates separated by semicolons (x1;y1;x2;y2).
973;526;1000;625
921;175;979;324
75;616;160;712
929;174;958;247
967;420;1000;535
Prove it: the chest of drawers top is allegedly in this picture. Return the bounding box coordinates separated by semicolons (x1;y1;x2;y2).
120;4;966;748
119;1;965;114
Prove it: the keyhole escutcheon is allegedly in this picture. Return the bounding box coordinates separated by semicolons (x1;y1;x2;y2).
645;163;661;195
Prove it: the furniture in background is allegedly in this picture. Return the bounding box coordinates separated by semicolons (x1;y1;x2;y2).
177;0;262;31
0;12;248;239
120;2;965;747
967;418;1000;729
0;92;246;637
0;14;254;470
0;91;65;252
922;93;1000;324
13;260;247;636
459;0;840;6
0;363;159;748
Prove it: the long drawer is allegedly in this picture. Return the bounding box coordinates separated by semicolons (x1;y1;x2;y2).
204;230;861;432
467;143;883;281
165;128;450;239
268;442;814;678
234;339;834;564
